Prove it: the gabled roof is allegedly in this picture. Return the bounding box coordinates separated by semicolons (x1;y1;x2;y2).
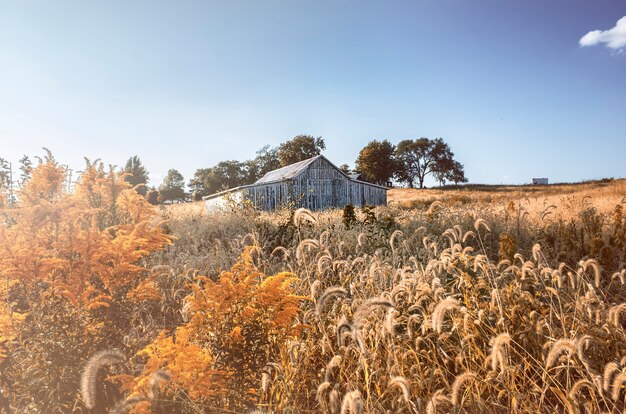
254;155;321;184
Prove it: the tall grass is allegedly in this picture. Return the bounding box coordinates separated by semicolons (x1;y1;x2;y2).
120;190;625;413
2;164;625;413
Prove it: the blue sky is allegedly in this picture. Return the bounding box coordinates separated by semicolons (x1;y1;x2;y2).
0;1;625;187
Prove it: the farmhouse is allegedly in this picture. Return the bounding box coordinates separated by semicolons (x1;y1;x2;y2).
204;155;387;211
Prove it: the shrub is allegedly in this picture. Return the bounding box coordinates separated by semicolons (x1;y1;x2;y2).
0;157;171;412
146;189;159;205
123;247;304;413
342;204;357;229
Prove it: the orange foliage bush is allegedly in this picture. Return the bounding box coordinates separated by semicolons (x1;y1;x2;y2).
1;159;170;307
125;247;304;412
0;156;171;412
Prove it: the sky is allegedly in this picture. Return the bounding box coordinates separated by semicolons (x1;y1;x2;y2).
0;0;625;187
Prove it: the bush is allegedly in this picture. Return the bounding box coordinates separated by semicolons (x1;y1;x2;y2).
192;191;203;202
342;204;357;229
0;158;171;413
146;189;159;205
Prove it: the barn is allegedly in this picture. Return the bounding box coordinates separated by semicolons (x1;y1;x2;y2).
203;155;387;211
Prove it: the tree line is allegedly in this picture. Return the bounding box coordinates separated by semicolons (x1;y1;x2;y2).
0;136;466;205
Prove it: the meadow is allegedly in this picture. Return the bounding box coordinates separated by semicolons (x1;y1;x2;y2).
1;159;626;413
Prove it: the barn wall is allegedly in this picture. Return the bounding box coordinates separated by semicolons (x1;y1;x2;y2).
348;181;387;207
204;190;244;211
242;182;294;211
293;157;351;210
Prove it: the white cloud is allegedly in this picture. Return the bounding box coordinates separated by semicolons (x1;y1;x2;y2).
580;16;626;50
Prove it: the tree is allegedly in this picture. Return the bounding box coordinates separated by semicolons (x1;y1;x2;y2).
188;168;212;197
277;135;325;166
338;164;352;175
395;138;467;188
122;155;149;196
159;169;186;203
0;158;10;189
188;161;247;197
146;188;159;205
252;145;281;180
434;159;468;186
0;158;14;207
354;140;398;186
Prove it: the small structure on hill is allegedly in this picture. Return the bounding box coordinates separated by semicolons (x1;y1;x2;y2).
204;155;387;211
532;178;549;185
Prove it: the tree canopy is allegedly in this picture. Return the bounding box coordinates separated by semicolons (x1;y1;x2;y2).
251;145;281;180
188;138;322;197
122;155;149;196
277;135;325;166
354;140;398;186
159;169;186;203
395;138;467;188
188;161;248;197
338;163;352;175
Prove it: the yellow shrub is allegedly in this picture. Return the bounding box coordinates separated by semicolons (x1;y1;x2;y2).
128;247;304;412
0;157;172;411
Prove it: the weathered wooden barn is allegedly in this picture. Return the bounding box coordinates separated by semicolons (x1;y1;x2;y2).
204;155;387;211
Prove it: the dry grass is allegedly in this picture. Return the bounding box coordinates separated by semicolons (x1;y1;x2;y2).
4;173;626;413
390;178;626;221
135;180;626;413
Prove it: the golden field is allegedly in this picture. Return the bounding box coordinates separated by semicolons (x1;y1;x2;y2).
389;179;626;219
2;163;626;413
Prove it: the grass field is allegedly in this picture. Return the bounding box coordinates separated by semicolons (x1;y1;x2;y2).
2;167;626;413
148;178;626;413
389;179;626;218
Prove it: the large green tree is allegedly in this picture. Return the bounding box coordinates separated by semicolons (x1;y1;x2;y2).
277;135;325;166
354;140;398;186
395;138;467;188
122;155;149;195
250;145;281;180
159;169;186;203
188;161;248;197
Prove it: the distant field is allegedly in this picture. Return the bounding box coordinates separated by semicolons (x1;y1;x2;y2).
389;179;626;225
170;178;626;219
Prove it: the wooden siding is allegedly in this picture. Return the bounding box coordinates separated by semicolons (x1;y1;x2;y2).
205;156;387;211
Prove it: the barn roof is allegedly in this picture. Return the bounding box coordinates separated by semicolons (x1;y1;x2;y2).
254;155;320;184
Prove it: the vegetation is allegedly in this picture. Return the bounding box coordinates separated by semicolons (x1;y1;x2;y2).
354;139;398;186
0;156;171;413
123;156;150;196
396;138;467;188
187;136;323;198
2;155;626;413
158;169;187;204
188;161;249;197
277;135;326;167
